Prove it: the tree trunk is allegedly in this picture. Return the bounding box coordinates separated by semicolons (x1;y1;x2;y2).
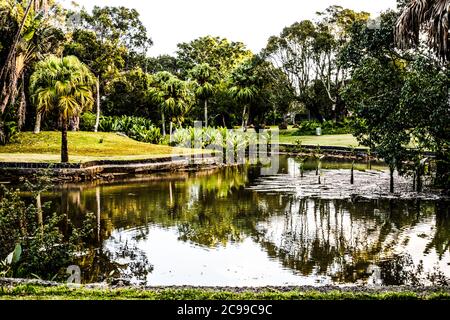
222;114;226;128
0;121;5;145
204;99;208;127
416;166;423;193
244;105;250;131
241;105;247;131
94;77;100;132
69;116;80;131
17;74;26;131
434;152;449;189
161;112;166;136
0;0;34;113
390;166;394;193
34;113;41;134
36;193;43;234
96;187;101;242
61;121;69;163
350;162;354;184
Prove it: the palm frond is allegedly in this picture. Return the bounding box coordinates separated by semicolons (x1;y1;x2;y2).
396;0;450;60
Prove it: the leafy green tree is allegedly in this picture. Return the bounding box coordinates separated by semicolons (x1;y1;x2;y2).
102;67;153;118
263;7;369;122
250;59;294;128
29;55;95;162
175;36;254;127
149;72;193;136
146;54;179;74
228;59;260;131
176;36;252;78
400;57;450;188
77;6;152;56
341;11;410;193
64;28;124;131
264;20;316;115
342;57;409;192
342;9;450;191
316;6;370;120
65;5;152;130
188;63;218;127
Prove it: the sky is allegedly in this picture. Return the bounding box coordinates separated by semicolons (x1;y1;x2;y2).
63;0;398;57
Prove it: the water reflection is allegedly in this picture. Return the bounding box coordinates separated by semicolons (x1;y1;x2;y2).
40;158;449;286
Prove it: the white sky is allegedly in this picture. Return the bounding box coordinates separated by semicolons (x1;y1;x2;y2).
63;0;397;57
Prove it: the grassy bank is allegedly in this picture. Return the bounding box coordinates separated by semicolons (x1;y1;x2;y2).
278;132;361;147
0;131;363;164
1;285;449;300
0;132;201;163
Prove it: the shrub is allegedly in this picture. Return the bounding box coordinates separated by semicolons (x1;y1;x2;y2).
0;121;18;145
79;112;96;131
128;125;162;144
170;126;264;151
80;114;162;144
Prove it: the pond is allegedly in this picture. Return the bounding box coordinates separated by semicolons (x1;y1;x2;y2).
40;156;449;286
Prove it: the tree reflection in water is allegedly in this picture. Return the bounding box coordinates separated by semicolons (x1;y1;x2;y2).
41;162;449;285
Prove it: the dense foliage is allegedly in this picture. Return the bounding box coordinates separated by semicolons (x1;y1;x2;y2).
341;9;450;190
81;113;162;144
0;183;95;280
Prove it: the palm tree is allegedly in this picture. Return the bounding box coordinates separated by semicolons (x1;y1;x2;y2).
396;0;450;61
30;55;95;163
149;72;193;136
188;63;218;127
229;60;259;131
0;0;50;116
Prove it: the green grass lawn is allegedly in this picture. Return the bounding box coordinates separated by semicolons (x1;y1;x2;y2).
0;132;201;163
256;126;361;147
1;285;448;300
278;132;361;147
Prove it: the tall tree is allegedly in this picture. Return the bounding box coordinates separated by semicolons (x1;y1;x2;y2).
77;6;152;57
64;28;123;129
65;5;152;130
0;0;62;141
229;59;260;131
104;67;153;118
176;36;252;78
188;63;218;127
263;7;369;122
343;9;450;191
149;72;193;136
29;55;95;162
264;20;316;109
342;56;409;193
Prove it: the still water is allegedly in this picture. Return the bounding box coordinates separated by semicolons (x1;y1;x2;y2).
43;156;449;286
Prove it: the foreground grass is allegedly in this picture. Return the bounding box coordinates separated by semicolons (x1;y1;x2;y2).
0;285;449;300
0;132;202;163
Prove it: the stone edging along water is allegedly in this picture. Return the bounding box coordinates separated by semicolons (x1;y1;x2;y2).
0;154;224;182
0;278;449;295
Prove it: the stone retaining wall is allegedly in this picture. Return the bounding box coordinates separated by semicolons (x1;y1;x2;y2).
0;154;221;182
